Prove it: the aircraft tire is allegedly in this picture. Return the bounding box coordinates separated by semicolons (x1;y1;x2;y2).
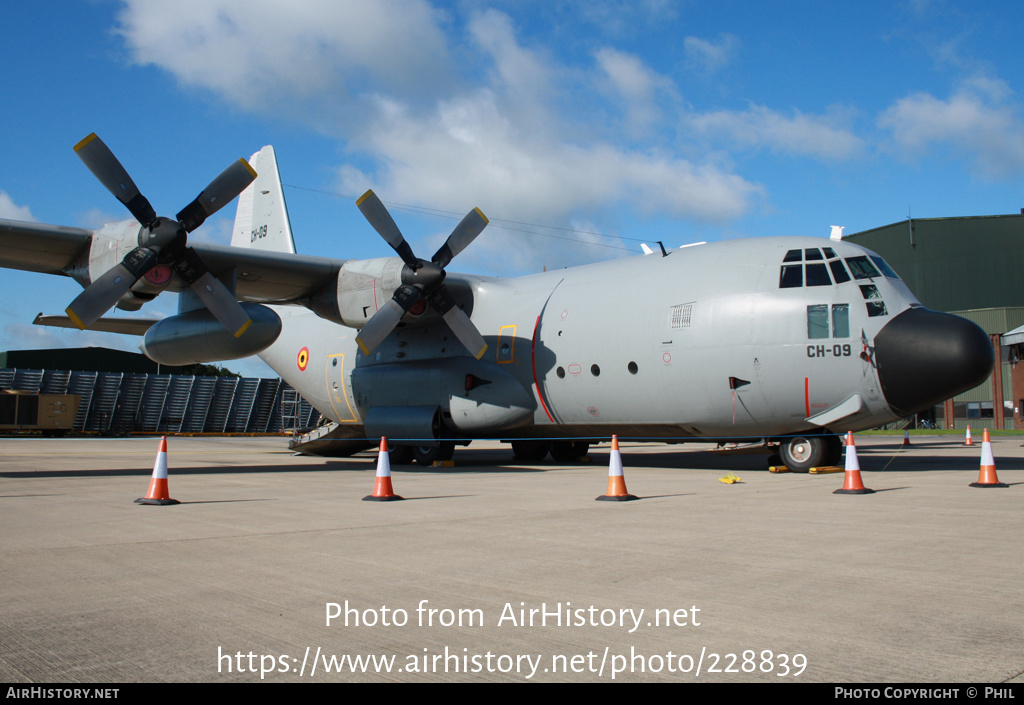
511;440;550;462
389;445;415;465
412;442;455;466
823;433;844;467
779;435;827;473
550;440;590;462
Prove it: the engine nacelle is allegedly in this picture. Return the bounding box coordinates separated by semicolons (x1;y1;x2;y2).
140;303;282;365
66;219;179;309
67;220;142;289
305;257;403;328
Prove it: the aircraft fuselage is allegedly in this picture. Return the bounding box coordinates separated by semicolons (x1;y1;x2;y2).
260;235;992;449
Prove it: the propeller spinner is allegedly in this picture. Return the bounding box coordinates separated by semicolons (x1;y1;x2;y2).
354;190;489;359
65;134;256;337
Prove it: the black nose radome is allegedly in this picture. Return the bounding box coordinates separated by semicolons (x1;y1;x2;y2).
873;308;994;418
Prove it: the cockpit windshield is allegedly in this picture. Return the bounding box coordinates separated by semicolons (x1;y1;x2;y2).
779;249;900;288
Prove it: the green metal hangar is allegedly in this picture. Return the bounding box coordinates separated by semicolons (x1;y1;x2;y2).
846;213;1024;429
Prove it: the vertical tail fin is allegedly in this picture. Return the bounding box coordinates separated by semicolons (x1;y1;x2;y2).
231;145;297;253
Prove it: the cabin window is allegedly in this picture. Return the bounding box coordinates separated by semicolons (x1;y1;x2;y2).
783;249;802;262
804;248;824;261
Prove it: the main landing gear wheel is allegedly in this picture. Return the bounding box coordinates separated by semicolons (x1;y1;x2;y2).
389;445;414;465
823;433;844;467
511;440;550;462
779;435;828;473
550;441;590;463
412;442;455;466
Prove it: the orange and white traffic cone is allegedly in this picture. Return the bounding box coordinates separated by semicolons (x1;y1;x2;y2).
970;429;1007;488
135;436;179;505
363;437;404;501
902;430;911;447
963;426;974;446
596;436;638;501
834;432;874;495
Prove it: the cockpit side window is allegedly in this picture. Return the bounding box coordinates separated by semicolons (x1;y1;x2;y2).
845;256;882;280
869;256;901;279
832;304;850;338
807;305;829;339
807;303;850;339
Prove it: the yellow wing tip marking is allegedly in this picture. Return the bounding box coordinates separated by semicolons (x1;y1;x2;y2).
356;190;375;206
65;308;86;330
73;133;98;153
232;318;253;339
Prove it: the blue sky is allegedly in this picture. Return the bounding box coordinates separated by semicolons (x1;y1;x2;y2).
2;0;1023;376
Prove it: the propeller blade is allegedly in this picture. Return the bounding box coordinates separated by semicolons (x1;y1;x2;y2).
432;208;488;269
73;133;157;227
173;248;253;338
441;303;488;360
356;190;417;267
431;286;488;360
176;158;258;233
65;247;158;330
355;285;423;354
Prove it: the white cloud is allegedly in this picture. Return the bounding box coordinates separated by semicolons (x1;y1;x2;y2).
468;9;558;129
114;2;763;273
684;34;740;74
0;192;35;221
877;77;1024;177
339;90;759;225
594;47;677;137
689;104;864;160
116;0;454;122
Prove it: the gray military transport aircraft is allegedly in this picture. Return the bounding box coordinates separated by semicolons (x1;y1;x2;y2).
0;136;994;470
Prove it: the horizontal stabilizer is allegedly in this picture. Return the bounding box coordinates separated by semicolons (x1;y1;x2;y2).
33;312;158;336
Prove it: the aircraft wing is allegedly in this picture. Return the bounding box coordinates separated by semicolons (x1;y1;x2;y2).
191;242;343;303
0;218;345;304
0;219;93;275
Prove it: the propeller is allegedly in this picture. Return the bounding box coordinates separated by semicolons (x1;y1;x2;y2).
354;190;489;358
65;133;256;337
